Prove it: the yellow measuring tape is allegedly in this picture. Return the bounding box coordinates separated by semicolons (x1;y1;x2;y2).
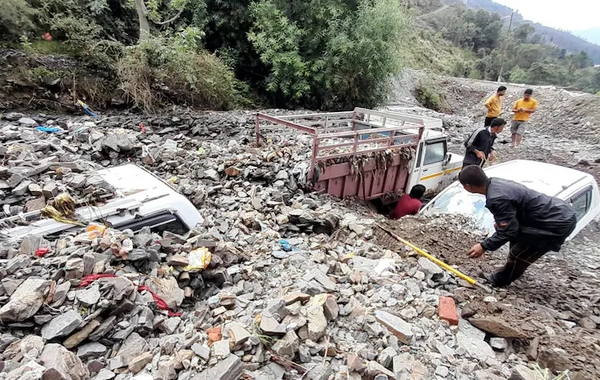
376;224;492;293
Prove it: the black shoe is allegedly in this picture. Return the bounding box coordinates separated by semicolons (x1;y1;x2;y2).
478;271;501;287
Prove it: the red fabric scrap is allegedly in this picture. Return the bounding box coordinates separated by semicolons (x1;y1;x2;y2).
137;285;182;317
35;248;51;257
79;274;117;287
78;274;182;317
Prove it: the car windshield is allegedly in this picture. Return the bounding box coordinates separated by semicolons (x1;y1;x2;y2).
425;185;495;233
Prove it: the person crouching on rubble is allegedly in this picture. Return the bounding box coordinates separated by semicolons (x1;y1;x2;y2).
458;166;577;288
390;185;426;219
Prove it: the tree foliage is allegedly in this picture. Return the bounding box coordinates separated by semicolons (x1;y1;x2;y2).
249;0;408;109
0;0;411;110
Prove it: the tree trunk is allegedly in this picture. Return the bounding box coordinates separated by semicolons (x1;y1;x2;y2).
135;0;150;41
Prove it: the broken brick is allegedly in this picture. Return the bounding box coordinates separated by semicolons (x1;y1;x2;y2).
439;296;458;325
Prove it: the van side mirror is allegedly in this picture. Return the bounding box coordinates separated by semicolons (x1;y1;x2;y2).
443;153;452;166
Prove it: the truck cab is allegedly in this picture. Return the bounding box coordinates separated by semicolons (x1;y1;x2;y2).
408;129;463;194
0;164;204;241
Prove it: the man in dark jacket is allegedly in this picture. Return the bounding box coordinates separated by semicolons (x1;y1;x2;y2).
458;166;577;287
463;118;506;169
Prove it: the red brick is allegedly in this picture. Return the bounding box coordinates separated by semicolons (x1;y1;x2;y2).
439;296;459;325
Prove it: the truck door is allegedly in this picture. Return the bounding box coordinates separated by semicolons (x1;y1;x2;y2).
412;139;448;193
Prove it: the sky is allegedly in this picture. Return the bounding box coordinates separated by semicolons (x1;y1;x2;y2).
492;0;600;32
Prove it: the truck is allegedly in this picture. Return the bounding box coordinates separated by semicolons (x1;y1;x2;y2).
256;107;464;204
0;164;204;241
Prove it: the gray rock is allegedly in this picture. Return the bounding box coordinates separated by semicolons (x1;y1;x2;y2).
374;310;414;344
77;342;108;360
191;343;210;361
12;180;32;196
393;354;429;379
272;330;300;358
42;182;59;198
0;278;50;322
377;346;397;369
490;337;508;351
18;117;37;126
260;314;286;335
89;316;117;341
20;235;41;255
147;277;184;309
40;343;90;380
6;255;31;274
418;257;443;275
5;360;45;380
94;369;116;380
161;317;181;334
265;298;287;321
307;305;327;341
41;309;83;340
116;332;149;363
366;361;395;378
76;284;101;307
212;339;231;358
1;278;24;296
192;354;243;380
227;322;251;347
508;365;535;380
456;328;495;362
50;281;71;307
8;172;25;188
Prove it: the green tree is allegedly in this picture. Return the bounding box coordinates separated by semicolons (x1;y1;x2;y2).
249;0;409;109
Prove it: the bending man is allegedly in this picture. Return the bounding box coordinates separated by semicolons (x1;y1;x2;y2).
458;166;577;287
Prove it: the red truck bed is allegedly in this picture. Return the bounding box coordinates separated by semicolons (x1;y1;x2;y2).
255;108;426;201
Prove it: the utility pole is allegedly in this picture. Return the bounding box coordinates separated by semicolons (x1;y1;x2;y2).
497;11;514;83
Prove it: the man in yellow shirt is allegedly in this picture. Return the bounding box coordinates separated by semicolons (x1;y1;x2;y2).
511;89;538;147
484;86;506;127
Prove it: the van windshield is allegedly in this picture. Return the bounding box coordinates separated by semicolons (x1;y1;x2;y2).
425;185;495;233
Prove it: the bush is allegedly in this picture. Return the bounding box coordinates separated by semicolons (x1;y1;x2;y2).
117;29;243;111
413;80;445;112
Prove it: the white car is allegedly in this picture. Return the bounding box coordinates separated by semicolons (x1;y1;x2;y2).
420;160;600;240
0;164;204;240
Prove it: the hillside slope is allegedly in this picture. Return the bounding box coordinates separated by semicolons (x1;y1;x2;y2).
443;0;600;63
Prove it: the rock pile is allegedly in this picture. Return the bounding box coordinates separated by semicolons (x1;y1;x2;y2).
0;110;595;380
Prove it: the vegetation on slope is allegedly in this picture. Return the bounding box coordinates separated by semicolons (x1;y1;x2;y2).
0;0;411;111
419;3;600;94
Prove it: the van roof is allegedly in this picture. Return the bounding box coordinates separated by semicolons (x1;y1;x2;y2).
98;164;172;202
484;159;591;197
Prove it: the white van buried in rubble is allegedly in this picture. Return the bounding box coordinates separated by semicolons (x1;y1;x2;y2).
0;164;204;241
420;160;600;240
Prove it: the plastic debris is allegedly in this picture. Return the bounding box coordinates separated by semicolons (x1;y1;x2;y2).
182;247;212;272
